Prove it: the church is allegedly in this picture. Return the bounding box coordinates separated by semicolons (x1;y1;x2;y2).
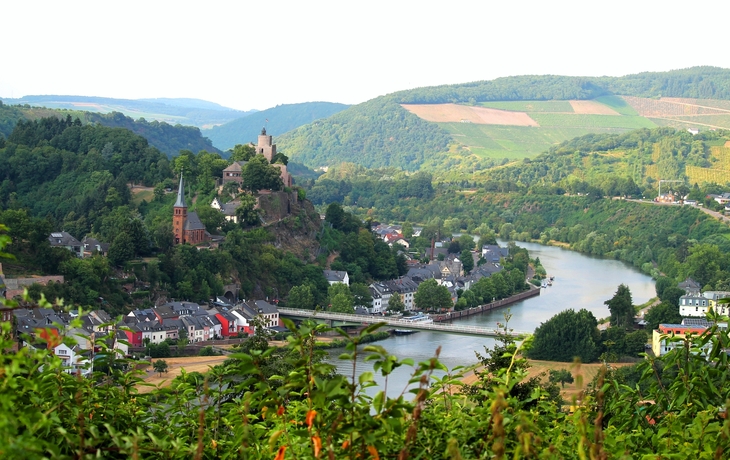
173;174;210;245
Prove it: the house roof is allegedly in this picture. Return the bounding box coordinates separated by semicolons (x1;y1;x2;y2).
48;231;81;248
223;161;246;172
323;270;348;283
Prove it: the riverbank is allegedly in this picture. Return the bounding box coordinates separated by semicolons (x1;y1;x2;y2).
430;286;540;323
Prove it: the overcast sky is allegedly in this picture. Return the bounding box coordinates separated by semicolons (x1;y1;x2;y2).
3;0;729;111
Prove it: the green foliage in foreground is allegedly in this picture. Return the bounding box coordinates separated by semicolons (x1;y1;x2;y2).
1;317;730;459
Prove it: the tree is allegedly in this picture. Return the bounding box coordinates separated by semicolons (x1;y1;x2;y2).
414;279;452;312
605;284;634;329
287;284;315;310
222;181;241;198
527;309;600;363
549;369;574;388
351;282;373;308
177;327;189;354
402;221;413;239
230;144;255;162
388;293;405;313
328;283;354;314
330;293;354;313
196;206;226;233
153;359;168;376
235;194;260;227
242;155;283;193
108;232;135;267
644;301;683;330
460;248;474;275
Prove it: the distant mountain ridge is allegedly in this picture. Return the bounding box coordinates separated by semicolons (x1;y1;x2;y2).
202;102;349;151
1;95;254;128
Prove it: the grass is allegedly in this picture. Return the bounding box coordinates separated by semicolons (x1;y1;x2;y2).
479;100;574;112
530;113;657;129
672;114;730;129
440;122;630;159
595;96;639;116
131;189;154;206
686;165;730;186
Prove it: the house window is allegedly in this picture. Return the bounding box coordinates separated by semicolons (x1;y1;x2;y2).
57;349;67;355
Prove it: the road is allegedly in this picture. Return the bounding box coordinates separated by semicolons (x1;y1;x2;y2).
627;199;730;224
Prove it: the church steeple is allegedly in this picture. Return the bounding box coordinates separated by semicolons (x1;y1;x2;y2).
172;173;187;245
174;173;186;208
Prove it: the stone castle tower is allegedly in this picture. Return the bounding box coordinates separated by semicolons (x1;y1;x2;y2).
257;127;276;162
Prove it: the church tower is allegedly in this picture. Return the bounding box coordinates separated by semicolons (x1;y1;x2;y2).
257;127;276;162
173;174;187;245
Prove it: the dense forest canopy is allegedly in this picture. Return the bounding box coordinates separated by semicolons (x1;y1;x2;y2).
393;66;730;104
277;97;452;170
483;127;730;191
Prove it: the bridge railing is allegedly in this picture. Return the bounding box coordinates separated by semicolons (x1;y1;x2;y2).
277;307;531;337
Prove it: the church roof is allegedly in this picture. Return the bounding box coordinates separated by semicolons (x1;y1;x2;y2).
174;174;186;208
184;211;206;231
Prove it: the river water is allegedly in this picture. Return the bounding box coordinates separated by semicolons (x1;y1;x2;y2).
326;241;657;397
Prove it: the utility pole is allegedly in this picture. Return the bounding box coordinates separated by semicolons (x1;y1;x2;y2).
658;179;684;200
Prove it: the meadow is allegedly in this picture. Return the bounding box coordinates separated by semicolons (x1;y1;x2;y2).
529;113;657;129
479;100;574;112
440;122;629;159
594;95;639;116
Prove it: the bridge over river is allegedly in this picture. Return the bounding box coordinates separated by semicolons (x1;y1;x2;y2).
277;307;531;338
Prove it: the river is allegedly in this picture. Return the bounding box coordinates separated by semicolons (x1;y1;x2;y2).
326;241;657;397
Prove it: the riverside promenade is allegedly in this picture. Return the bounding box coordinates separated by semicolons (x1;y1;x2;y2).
429;285;541;323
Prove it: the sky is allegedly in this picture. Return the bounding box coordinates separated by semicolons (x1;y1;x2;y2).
3;0;730;111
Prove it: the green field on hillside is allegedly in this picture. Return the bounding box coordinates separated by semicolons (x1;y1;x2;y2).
440;123;629;159
672;114;730;129
479;100;574;112
530;113;656;129
594;96;640;116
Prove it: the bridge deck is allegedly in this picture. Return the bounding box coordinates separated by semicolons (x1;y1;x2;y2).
277;307;530;338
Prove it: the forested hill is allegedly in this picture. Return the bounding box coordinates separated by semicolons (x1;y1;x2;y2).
276;97;452;170
484;127;730;193
393;66;730;104
203;102;349;152
0;103;221;158
278;67;730;172
0;116;172;227
1;95;252;128
85;112;221;157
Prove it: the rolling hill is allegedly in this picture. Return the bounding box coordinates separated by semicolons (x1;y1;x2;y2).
202;102;349;152
277;67;730;177
0;95;254;128
0;104;221;157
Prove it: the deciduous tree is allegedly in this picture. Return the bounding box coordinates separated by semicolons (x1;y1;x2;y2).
414;279;452;312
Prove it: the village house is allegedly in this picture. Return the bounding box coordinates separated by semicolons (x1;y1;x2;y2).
369;282;392;314
81;236;110;258
211;197;241;223
385;277;419;311
49;231;83;258
651;319;719;357
679;291;730;317
323;270;349;286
